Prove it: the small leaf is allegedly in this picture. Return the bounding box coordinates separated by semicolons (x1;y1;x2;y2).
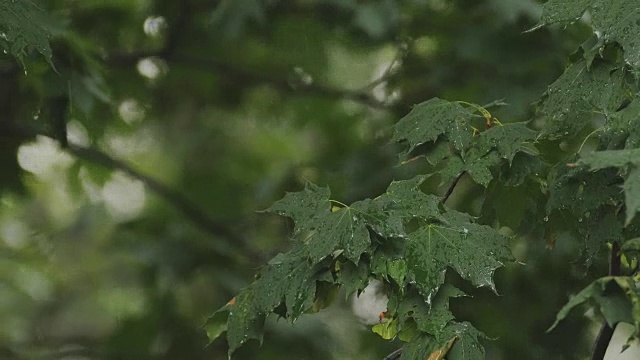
397;284;466;335
225;286;265;356
392;98;474;154
253;248;318;321
372;318;398;340
579;149;640;224
264;184;372;262
549;276;637;332
204;309;229;344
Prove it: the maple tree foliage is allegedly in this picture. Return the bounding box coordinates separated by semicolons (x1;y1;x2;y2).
203;1;640;359
199;1;640;358
3;0;640;359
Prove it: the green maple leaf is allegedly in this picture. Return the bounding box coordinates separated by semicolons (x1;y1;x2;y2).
581;210;624;267
426;123;537;187
392;98;475;154
264;183;374;262
579;148;640;224
254;248;319;321
549;276;638;336
402;322;486;360
396;284;466;336
225;287;265;356
535;0;640;69
546;159;623;217
405;210;513;300
538;60;628;139
374;175;443;225
0;0;52;65
606;98;640;149
265;177;444;263
475;123;538;164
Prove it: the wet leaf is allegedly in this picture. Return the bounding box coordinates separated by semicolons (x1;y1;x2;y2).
536;0;640;69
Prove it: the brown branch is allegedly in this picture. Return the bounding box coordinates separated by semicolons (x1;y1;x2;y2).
105;50;389;109
5;123;259;262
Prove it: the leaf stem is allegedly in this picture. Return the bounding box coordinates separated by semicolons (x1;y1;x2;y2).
329;199;349;208
590;241;620;360
383;348;403;360
576;127;603;154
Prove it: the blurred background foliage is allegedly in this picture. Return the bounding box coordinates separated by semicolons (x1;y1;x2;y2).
0;0;605;359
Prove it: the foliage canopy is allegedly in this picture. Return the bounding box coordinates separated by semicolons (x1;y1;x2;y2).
2;0;640;359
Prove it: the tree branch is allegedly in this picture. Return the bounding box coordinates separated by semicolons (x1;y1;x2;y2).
5;123;260;262
591;241;621;360
105;50;389;109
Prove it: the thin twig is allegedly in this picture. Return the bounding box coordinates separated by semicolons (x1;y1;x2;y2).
591;241;621;360
442;172;465;205
105;50;389;109
358;43;407;93
384;348;403;360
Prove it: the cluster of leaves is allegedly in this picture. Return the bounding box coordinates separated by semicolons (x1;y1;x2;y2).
3;0;640;358
204;0;640;358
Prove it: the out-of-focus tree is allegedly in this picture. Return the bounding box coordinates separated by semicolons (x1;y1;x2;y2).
0;0;604;359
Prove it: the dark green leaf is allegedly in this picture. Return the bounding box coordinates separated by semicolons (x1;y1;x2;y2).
254;248;317;321
579;149;640;223
0;0;52;64
538;60;627;139
406;210;513;300
392;98;475;154
536;0;640;69
549;276;638;333
226;287;265;356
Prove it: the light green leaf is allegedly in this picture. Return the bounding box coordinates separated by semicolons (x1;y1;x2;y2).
372;319;398;340
536;0;640;69
0;0;52;65
204;308;230;344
